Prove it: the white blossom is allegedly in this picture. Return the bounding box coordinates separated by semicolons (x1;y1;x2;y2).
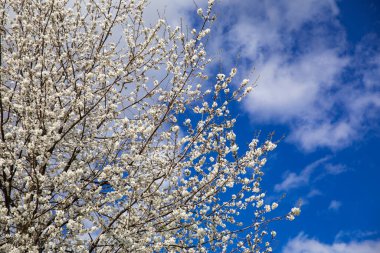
0;1;298;252
287;214;295;221
231;144;239;153
291;207;301;216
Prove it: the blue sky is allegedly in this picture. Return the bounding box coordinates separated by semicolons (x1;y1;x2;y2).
148;0;380;251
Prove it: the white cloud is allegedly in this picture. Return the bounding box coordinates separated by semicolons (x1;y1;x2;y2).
274;157;329;192
335;230;378;242
307;189;323;198
244;50;349;123
287;120;355;151
206;0;380;151
274;157;347;192
324;163;346;175
328;200;342;211
282;234;380;253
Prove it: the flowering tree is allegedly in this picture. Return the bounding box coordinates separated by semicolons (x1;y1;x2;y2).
0;0;300;252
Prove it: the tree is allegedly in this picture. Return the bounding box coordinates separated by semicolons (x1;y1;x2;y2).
0;0;300;252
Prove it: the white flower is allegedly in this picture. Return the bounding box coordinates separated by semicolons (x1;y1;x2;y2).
230;68;237;77
230;144;239;152
271;202;279;210
265;141;277;151
226;181;234;188
259;158;267;166
227;132;236;140
197;8;203;16
291;207;301;216
244;86;253;93
217;73;225;81
242;79;250;85
287;214;295;221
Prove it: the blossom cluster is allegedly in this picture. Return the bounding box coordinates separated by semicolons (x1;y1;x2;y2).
0;0;298;252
